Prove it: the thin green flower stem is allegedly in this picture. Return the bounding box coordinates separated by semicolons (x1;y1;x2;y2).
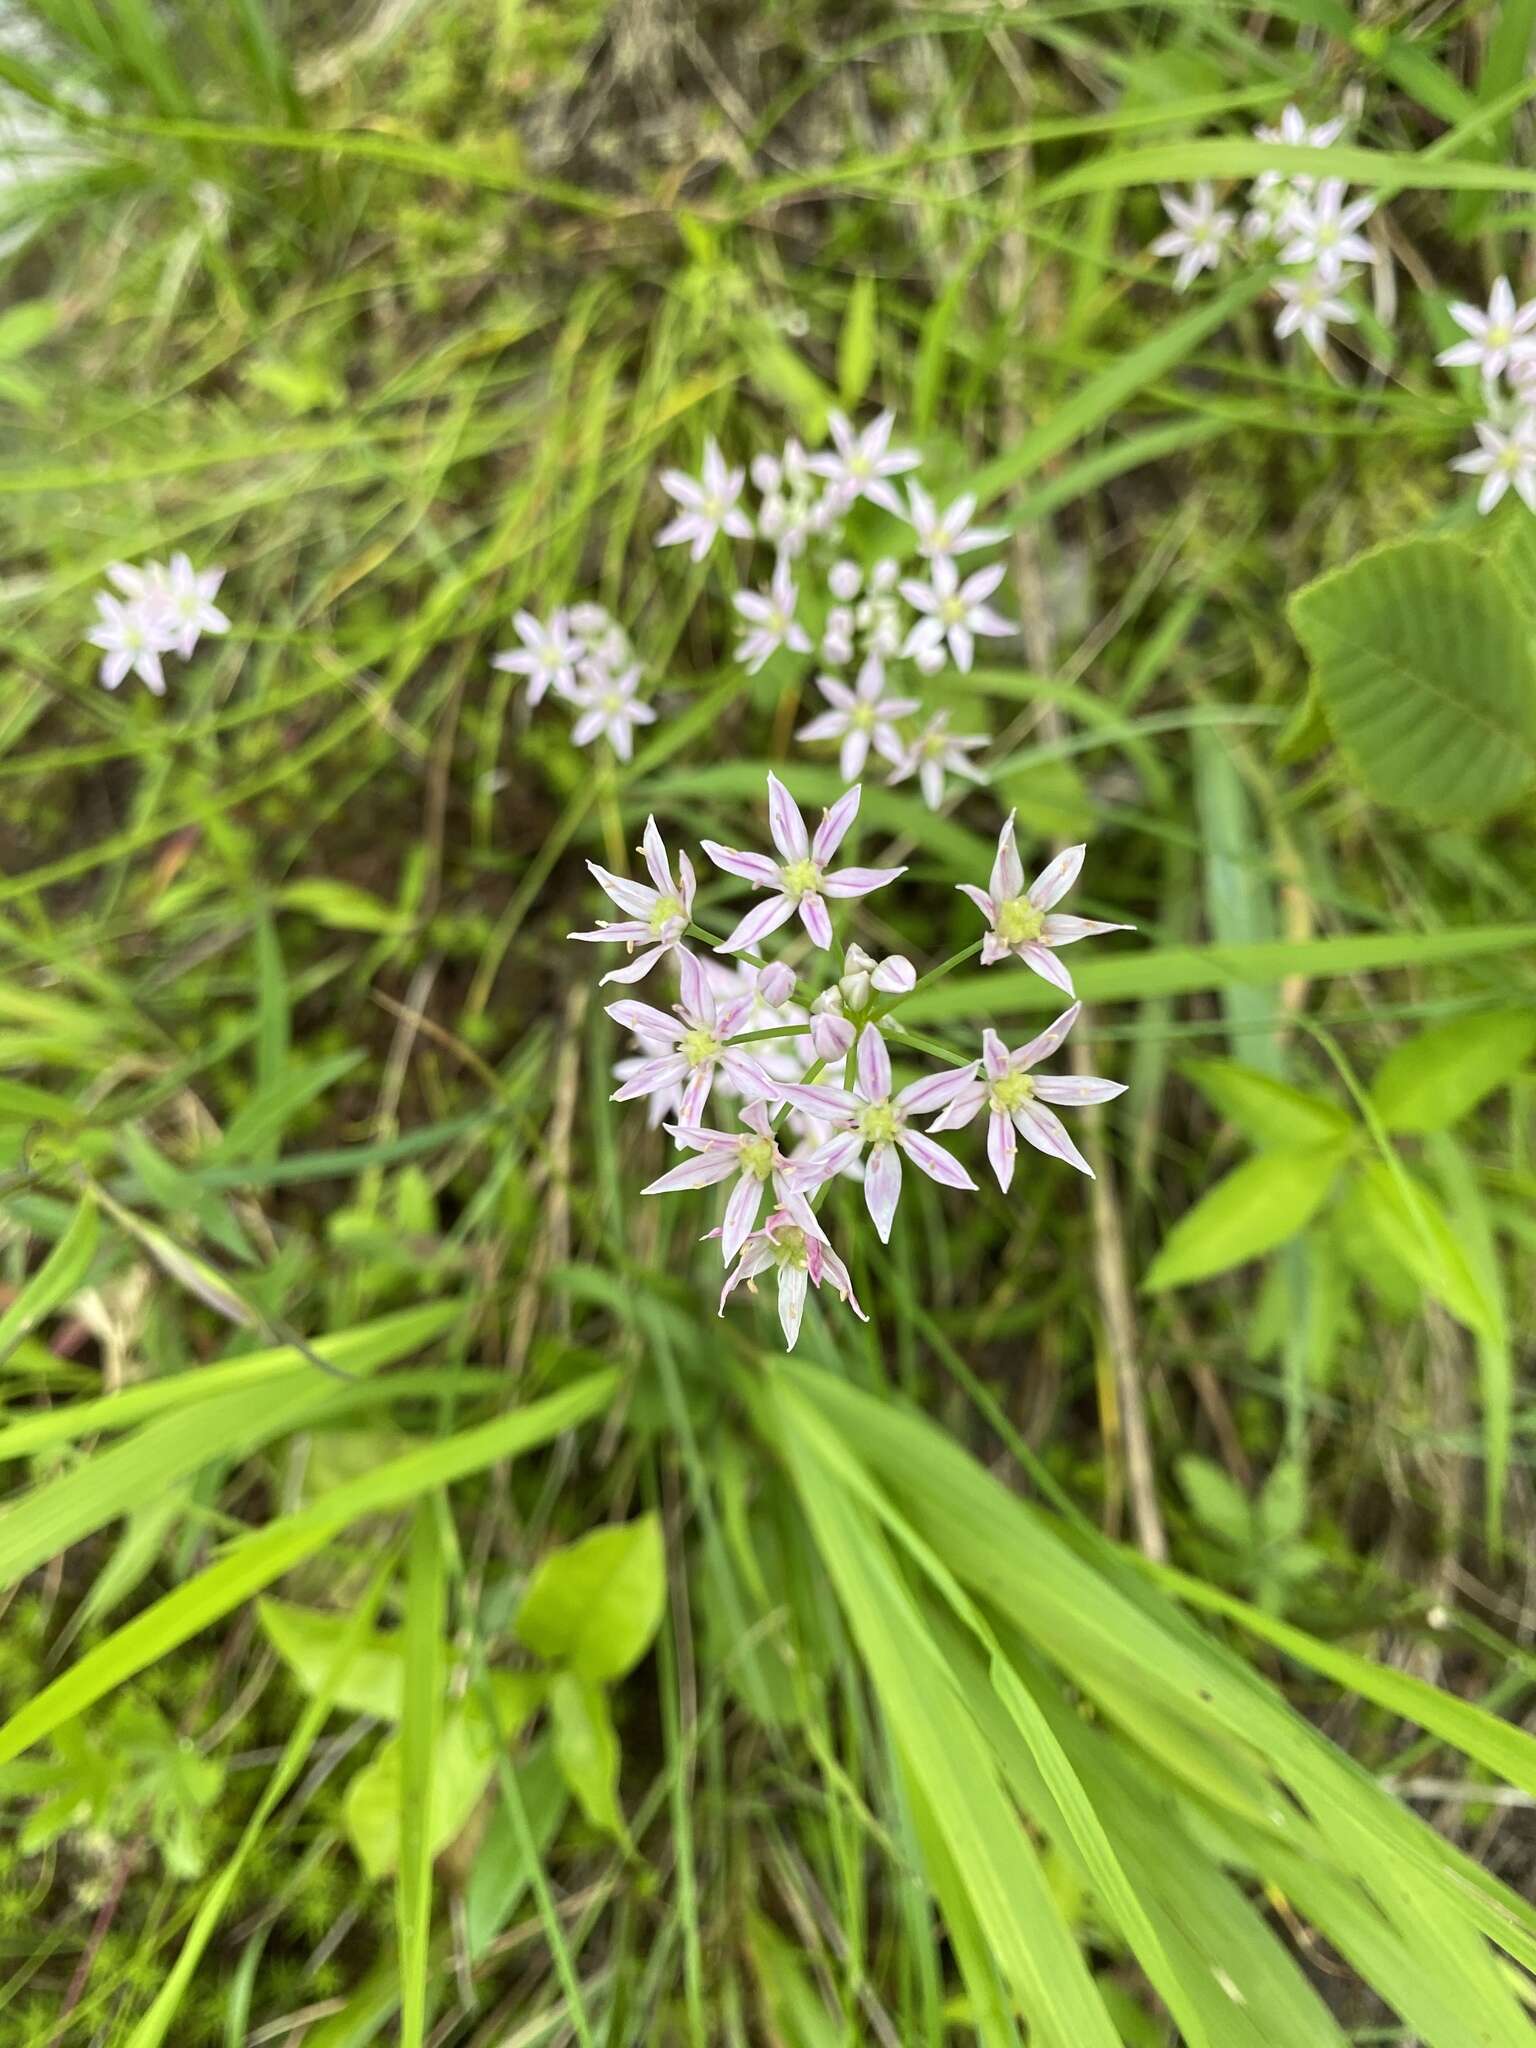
884;1028;976;1069
897;936;983;1004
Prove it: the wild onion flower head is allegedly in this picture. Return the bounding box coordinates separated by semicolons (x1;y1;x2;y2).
607;948;775;1126
492;609;581;705
1272;269;1359;355
644;1100;817;1264
719;1206;866;1352
1450;414;1536;515
570;816;696;985
808;943;915;1062
1436;277;1536;384
567;662;656;762
928;1004;1126;1188
783;1025;978;1242
1277;179;1375;285
657;436;754;561
703;775;905;953
903;480;1007;561
751;438;840;556
806;408;921;517
1245;105;1347;236
567;603;633;674
961;811;1133;994
109;554;229;662
797;655;919;782
87;590;174;694
821;557;904;667
899;556;1015;674
733;557;813;674
886;710;989;812
1150;183;1234;291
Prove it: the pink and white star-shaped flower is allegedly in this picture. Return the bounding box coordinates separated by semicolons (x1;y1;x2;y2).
657;436;754;560
1436;276;1536;384
718;1207;867;1352
703;774;905;954
805;409;921;517
782;1026;978;1243
899;557;1015;674
960;812;1133;994
796;655;919;782
927;1005;1126;1188
570;815;697;985
732;557;814;674
643;1101;817;1264
607;949;776;1125
491;609;582;706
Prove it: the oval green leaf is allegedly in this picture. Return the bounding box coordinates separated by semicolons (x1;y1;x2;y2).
1144;1144;1348;1291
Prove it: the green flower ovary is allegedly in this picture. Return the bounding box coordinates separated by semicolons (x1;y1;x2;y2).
994;895;1045;945
680;1026;720;1067
740;1135;776;1180
780;856;823;899
647;893;684;934
989;1070;1035;1115
772;1225;810;1268
856;1101;901;1145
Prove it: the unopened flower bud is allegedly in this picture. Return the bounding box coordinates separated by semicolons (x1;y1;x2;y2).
757;962;795;1008
811;1011;856;1062
828;560;862;601
871;954;915;995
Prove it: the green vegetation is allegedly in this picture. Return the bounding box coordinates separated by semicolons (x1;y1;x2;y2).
1;2;1534;2042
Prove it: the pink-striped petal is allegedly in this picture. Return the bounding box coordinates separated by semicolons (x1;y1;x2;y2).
701;841;782;888
798;709;849;744
766;772;809;861
678;949;716;1026
677;850;697;914
719;1049;778;1100
856;1025;891;1103
777;1264;810;1349
613;1052;689;1101
863;1142;903;1242
1027;843;1085;910
812;785;861;865
1033;1075;1127;1107
1015;1003;1081;1071
956;883;994;919
982;1027;1010;1081
987;1108;1017;1191
717;893;798;954
811;1012;855;1063
606;999;679;1041
896;1062;980;1118
898;1129;976;1191
640;816;672;894
980;933;1011;966
789;1131;864;1189
588;863;657;918
1014;1100;1093;1177
720;1240;775;1310
666;1121;746;1153
1020;941;1075;996
599;946;669;986
926;1077;986;1132
871;955;915;995
798;892;834;949
644;1150;740;1195
680;1066;715;1126
1042;913;1135;947
570;920;649;944
838;728;872;783
821;864;906;899
989;812;1024;903
721;1171;767;1265
779;1082;861;1120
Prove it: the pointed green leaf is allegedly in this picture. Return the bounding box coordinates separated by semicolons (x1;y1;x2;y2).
1144;1144;1348;1290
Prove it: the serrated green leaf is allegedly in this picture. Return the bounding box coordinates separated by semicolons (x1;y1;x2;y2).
1370;1010;1536;1133
516;1515;665;1682
1289;537;1536;825
1144;1144;1348;1291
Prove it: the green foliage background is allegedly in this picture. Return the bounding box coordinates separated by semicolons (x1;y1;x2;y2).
0;2;1534;2043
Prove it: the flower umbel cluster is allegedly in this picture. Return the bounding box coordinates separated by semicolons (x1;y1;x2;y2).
87;554;229;694
1440;278;1536;514
581;776;1133;1350
492;603;656;761
1150;103;1376;360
